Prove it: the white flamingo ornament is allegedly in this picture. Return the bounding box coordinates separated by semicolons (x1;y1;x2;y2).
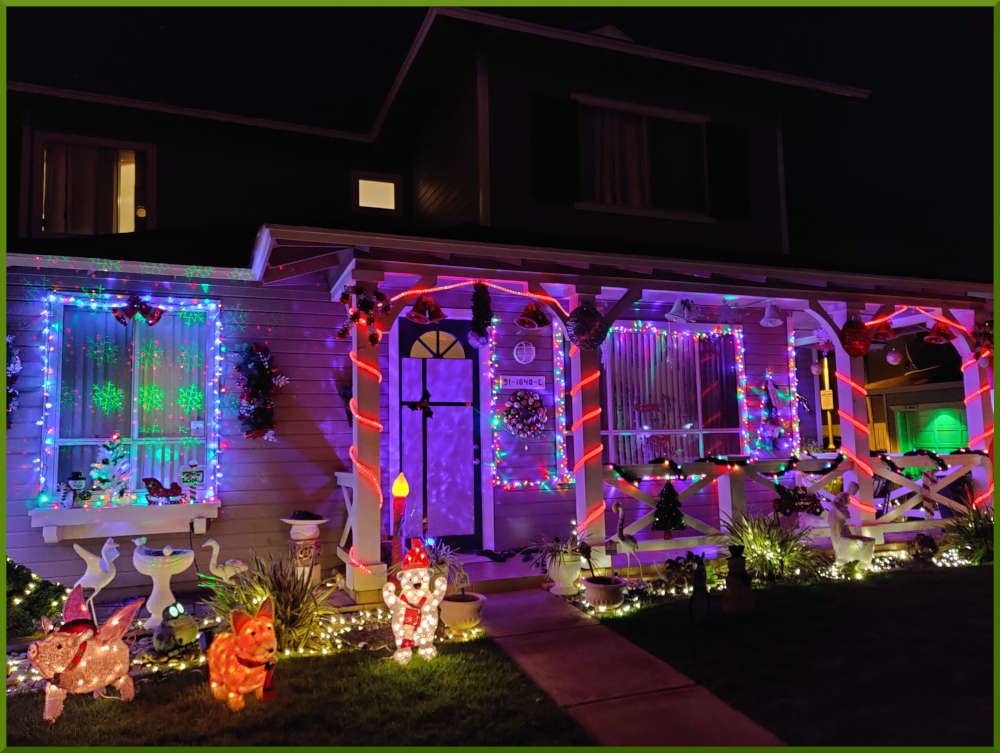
202;539;248;582
72;538;120;607
609;501;644;580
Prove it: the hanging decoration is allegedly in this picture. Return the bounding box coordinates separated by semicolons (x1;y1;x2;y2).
27;586;145;723
972;319;993;368
756;374;785;453
405;294;447;325
90;433;132;507
923;322;954;345
7;333;22;428
406;388;434;419
651;481;685;536
516;302;550;330
207;597;277;711
840;316;872;357
468;282;493;349
866;303;898;343
885;347;903;366
566;301;608;350
112;295;164;327
501;390;547;439
809;328;835;354
336;283;391;345
233;343;289;441
382;539;447;665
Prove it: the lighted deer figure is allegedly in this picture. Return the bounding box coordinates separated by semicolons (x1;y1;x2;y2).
27;585;144;722
608;500;644;580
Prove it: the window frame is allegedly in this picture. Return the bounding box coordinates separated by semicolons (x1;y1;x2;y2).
351;170;402;216
570;94;714;222
601;322;745;463
29;131;157;238
42;293;221;505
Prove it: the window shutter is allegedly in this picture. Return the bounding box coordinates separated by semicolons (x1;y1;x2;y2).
706;123;751;221
530;96;579;203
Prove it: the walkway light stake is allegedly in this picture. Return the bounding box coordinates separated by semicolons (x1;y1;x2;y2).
391;473;410;566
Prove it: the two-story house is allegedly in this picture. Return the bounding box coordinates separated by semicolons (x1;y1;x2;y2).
6;8;992;606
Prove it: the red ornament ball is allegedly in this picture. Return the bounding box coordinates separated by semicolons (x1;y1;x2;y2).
840;317;872;358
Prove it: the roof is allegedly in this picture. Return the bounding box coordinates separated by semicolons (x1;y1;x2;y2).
866;365;963;393
6;7;868;142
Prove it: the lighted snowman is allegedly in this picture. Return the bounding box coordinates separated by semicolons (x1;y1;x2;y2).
382;539;447;665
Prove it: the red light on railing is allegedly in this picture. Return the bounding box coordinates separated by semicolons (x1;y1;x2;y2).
570;370;600;396
570;407;602;433
835;372;867;396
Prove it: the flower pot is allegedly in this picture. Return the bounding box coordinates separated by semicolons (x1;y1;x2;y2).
439;592;486;630
582;575;627;609
547;553;582;595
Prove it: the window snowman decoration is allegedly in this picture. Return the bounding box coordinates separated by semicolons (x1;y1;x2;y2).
382;539;447;665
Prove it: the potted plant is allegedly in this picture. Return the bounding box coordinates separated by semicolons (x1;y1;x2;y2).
527;533;583;595
438;562;486;630
579;537;627;609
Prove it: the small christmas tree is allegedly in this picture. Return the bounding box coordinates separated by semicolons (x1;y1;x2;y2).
90;433;131;506
652;480;685;535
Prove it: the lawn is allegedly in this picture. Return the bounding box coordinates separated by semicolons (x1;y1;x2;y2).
603;566;995;746
6;639;591;746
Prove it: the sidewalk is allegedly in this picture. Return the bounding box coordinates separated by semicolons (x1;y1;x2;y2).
480;589;782;746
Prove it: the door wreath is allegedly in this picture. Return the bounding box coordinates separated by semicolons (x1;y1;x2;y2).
501;390;547;439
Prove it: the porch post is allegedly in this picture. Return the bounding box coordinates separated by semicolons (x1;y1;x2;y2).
955;309;993;502
345;276;387;599
568;291;610;567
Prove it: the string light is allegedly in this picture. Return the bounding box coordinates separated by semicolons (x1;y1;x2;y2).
864;306;910;327
964;383;991;404
786;329;801;456
349;398;383;432
570;407;602;433
389;278;569;317
840;446;873;476
835;371;867;396
973;483;994;508
967;426;994;447
349;445;383;509
349;351;383;383
837;409;870;436
569;370;600;396
573;444;604;473
575;501;606;533
915;307;970;334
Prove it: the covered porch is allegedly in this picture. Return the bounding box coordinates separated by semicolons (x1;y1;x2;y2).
252;225;994;602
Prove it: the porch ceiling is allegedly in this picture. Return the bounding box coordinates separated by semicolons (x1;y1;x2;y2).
255;225;993;312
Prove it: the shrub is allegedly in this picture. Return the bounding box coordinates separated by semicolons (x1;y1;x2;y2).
944;505;994;565
6;558;66;637
200;553;339;652
724;514;826;582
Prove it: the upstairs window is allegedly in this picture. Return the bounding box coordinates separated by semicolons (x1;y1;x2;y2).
32;132;155;236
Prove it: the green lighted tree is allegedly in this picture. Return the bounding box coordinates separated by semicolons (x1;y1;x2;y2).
90;433;131;506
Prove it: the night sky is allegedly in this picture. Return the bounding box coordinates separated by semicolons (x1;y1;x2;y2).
7;7;993;280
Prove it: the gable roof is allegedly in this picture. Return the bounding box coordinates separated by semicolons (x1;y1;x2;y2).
7;8;869;143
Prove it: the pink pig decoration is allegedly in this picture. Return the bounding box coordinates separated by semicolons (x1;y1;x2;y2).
27;585;144;723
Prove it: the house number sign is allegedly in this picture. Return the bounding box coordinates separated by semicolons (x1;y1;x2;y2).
499;375;546;391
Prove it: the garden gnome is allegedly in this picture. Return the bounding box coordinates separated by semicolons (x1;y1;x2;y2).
722;545;755;614
382;539;447;665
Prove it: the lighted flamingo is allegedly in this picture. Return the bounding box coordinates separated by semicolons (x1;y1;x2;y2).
608;501;644;581
202;538;248;582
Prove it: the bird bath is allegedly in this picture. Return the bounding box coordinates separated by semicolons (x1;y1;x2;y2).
132;538;194;629
280;512;328;585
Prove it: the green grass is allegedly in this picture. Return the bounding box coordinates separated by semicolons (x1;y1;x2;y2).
603;566;994;746
6;640;591;746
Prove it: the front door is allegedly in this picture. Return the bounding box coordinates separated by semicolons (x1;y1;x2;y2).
398;319;481;550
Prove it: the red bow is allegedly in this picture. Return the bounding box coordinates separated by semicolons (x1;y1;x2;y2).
113;295;164;326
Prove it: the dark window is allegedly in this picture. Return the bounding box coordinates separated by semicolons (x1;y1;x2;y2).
32;133;154;237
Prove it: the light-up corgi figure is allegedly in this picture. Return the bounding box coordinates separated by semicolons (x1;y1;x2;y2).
206;597;277;711
383;539;447;665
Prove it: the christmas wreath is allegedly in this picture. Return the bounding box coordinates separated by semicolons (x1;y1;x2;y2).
501;390;547;439
234;343;290;441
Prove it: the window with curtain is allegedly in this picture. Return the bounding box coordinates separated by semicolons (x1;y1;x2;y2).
33;132;154;237
601;326;743;464
51;298;218;504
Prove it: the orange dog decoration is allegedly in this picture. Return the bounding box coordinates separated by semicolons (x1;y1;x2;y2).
206;597;277;711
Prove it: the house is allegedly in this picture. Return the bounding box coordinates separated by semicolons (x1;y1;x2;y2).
6;8;992;605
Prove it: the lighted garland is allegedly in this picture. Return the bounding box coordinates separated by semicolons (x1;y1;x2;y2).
7;333;22;428
501;390;547;439
233;343;289;441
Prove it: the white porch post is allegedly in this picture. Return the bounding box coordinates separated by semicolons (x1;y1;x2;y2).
954;309;994;502
345;276;387;598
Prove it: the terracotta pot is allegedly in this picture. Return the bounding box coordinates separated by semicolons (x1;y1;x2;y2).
548;553;582;595
439;592;486;630
583;575;628;609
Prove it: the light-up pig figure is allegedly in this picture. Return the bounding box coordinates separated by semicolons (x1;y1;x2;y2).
27;585;144;723
382;538;447;665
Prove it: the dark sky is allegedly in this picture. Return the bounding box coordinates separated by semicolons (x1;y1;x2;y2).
7;7;993;278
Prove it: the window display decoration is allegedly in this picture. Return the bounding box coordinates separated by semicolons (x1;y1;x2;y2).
336;283;391;345
486;322;572;490
501;390;547;439
112;294;164;326
233;343;289;441
7;333;22;428
36;292;224;510
382;539;447;665
468;282;493;349
90;433;132;507
55;471;91;508
566;300;608;350
91;381;125;415
142;477;187;505
85;336;120;365
206;597;277;711
27;585;145;723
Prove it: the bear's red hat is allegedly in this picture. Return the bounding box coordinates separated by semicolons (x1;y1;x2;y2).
401;539;430;570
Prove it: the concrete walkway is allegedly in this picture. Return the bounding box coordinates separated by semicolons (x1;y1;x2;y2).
481;589;782;746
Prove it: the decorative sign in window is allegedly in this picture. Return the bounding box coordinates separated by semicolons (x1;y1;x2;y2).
499;375;546;391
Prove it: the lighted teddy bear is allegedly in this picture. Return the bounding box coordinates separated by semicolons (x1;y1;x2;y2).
382;539;447;665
